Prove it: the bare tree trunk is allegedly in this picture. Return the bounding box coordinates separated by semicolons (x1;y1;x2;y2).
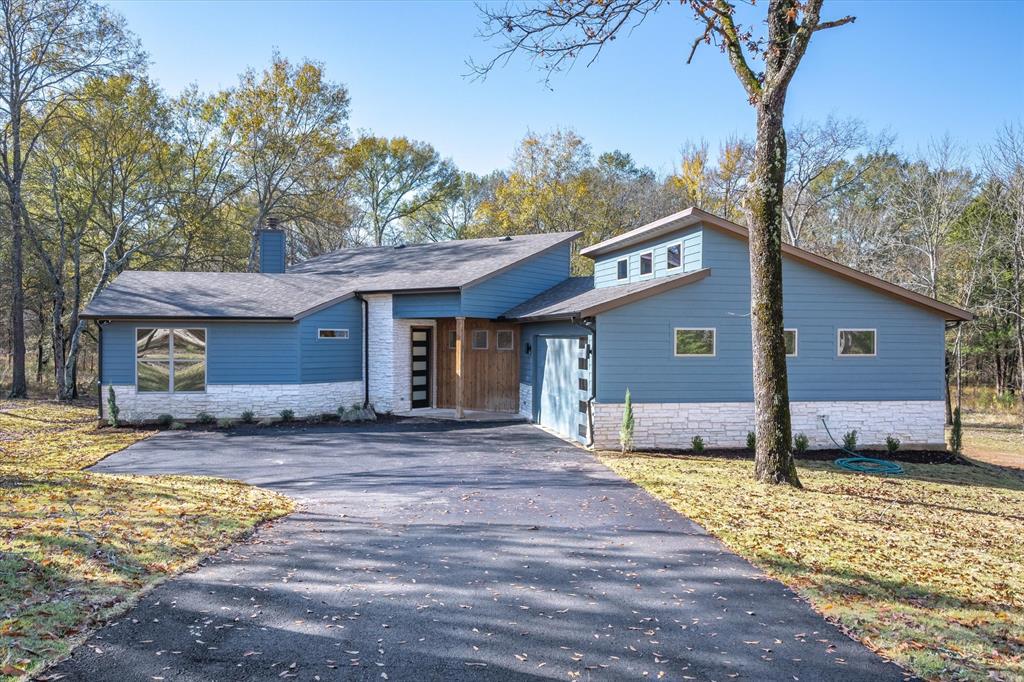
748;93;800;487
8;184;27;398
51;289;67;399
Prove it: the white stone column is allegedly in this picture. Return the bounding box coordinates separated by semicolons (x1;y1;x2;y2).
365;294;394;412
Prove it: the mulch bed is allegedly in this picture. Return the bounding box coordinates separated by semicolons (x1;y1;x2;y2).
636;447;965;465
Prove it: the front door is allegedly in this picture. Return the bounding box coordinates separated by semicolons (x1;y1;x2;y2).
411;327;432;408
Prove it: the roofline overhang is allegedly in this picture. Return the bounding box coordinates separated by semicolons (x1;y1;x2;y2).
353;286;462;296
83;315;296;323
580;207;973;322
502;268;711;322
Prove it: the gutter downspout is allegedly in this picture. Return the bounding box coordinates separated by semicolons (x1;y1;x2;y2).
571;315;597;447
356;294;370;408
96;321;104;420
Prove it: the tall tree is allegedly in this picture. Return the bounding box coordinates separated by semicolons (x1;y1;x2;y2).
474;0;855;485
344;135;459;246
0;0;140;397
226;52;350;269
782;116;891;246
25;74;176;400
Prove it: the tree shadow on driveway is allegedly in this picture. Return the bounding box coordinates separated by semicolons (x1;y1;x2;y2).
50;421;907;681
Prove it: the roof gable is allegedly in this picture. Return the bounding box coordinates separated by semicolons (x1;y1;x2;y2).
580;207;972;322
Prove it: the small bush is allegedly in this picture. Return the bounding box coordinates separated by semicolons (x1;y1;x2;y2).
793;432;809;455
195;412;216;425
170;421;187;430
320;412;340;422
842;429;858;450
240;410;255;424
280;408;295;423
619;388;635;453
885;435;901;454
155;413;174;429
691;435;705;453
950;407;963;456
107;386;120;427
217;418;234;428
746;431;756;451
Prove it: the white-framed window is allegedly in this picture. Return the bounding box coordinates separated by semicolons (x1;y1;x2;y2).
673;328;715;357
616;258;628;280
448;330;457;350
784;329;798;357
496;329;514;351
666;242;682;270
472;329;488;350
136;327;206;393
838;328;876;356
318;328;349;340
639;251;654;276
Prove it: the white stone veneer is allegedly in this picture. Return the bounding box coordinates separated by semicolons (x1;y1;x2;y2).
101;381;364;422
365;294;394;412
519;383;532;419
591;400;946;451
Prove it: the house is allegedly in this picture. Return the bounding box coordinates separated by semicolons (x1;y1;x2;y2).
82;207;972;450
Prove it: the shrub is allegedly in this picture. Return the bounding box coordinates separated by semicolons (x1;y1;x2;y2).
280;408;295;423
793;432;809;455
885;435;901;454
107;386;120;427
619;388;634;453
842;429;858;450
156;413;174;429
195;412;216;425
170;421;187;430
240;410;255;424
746;431;756;451
950;407;963;456
691;435;705;453
217;418;234;428
320;412;340;422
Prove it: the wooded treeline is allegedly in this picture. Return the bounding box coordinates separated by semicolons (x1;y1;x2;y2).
0;0;1020;414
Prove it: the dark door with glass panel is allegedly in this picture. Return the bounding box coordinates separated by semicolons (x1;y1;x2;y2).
411;327;432;408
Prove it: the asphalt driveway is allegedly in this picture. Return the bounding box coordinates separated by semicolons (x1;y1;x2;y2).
50;420;905;681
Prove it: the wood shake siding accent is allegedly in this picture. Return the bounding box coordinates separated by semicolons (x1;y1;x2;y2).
595;227;946;404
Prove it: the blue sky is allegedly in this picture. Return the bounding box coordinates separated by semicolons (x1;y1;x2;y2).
110;0;1022;175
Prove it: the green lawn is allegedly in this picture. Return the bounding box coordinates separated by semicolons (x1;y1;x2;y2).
0;401;294;679
599;451;1024;682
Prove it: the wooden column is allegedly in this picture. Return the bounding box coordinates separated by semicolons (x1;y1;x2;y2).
455;316;465;419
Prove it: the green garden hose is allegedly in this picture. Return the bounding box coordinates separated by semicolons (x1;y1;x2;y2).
820;416;905;476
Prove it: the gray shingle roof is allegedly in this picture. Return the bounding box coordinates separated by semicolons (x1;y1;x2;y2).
288;232;579;289
82;231;581;320
502;269;712;321
81;272;355;320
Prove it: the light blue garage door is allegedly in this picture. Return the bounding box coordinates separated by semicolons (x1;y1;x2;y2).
535;336;580;440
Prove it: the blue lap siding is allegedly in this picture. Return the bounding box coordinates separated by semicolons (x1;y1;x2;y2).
392;292;462;319
593;227;702;288
101;298;363;386
461;243;571;318
595;226;946;404
298;298;364;382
